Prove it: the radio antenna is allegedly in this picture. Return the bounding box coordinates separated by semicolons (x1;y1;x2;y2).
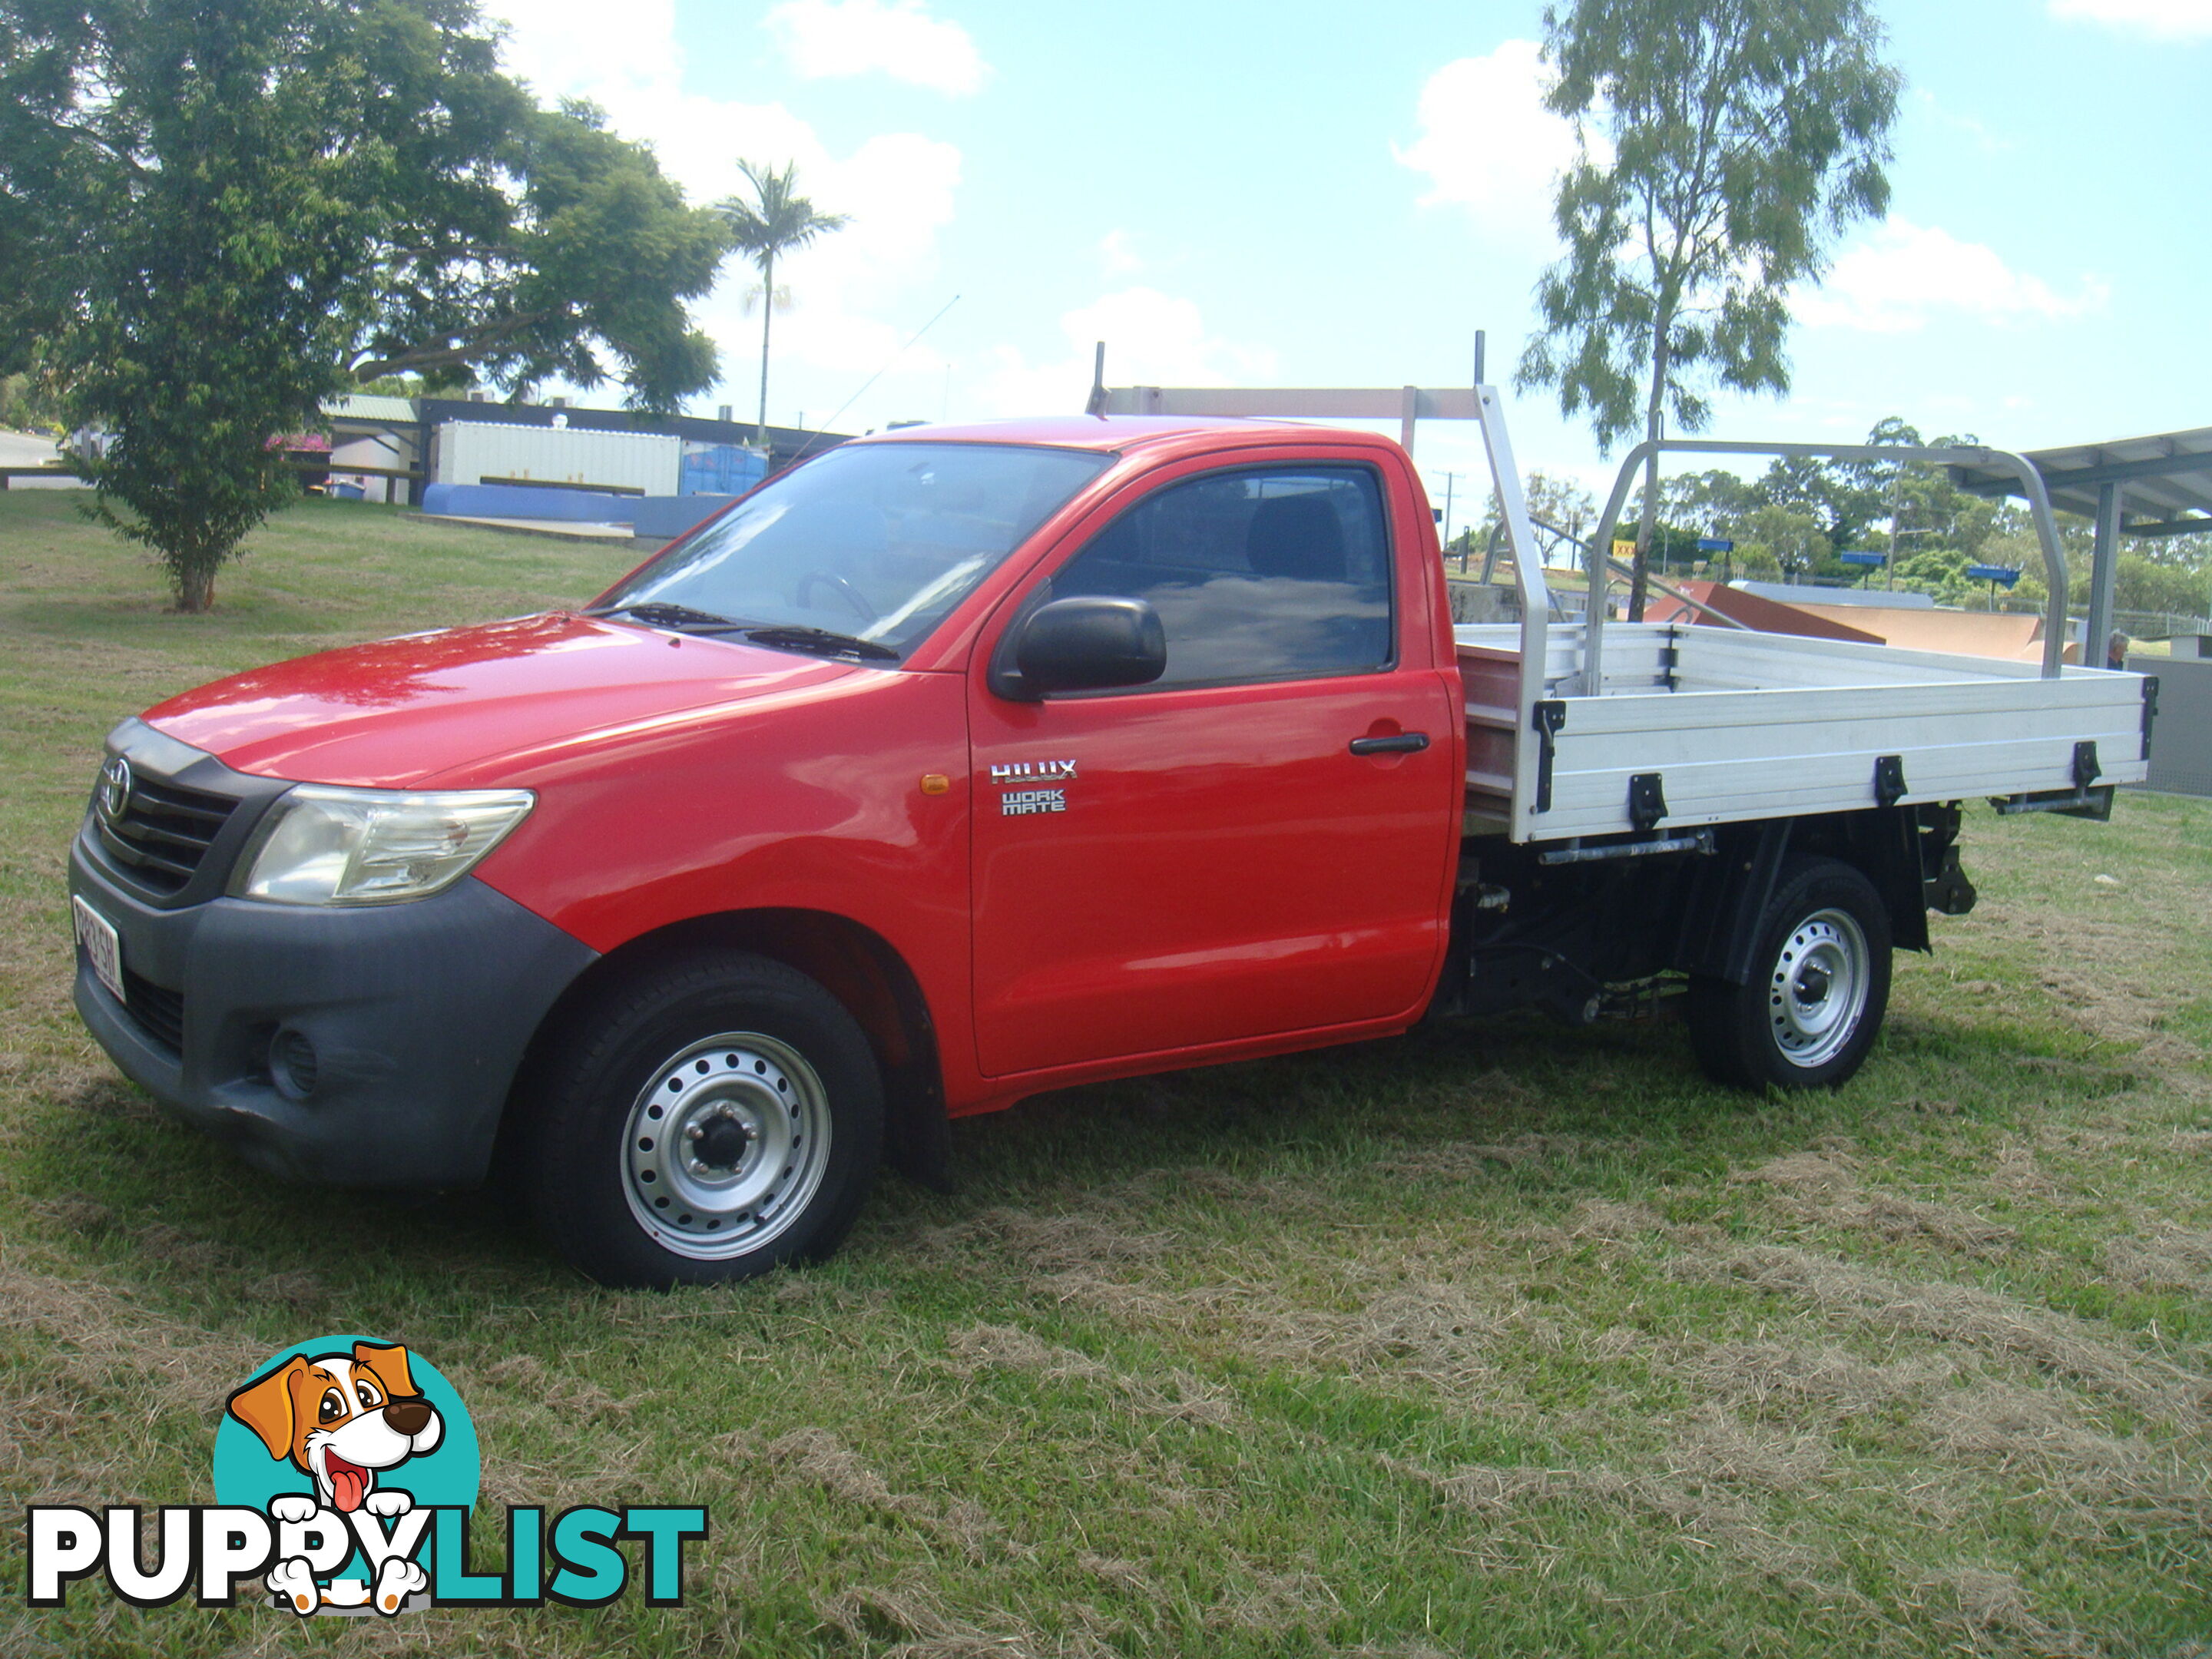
781;293;962;472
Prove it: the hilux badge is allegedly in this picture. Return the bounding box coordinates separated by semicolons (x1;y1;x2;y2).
98;756;134;824
989;760;1075;783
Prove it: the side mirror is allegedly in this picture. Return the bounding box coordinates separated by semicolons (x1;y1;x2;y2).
995;596;1166;700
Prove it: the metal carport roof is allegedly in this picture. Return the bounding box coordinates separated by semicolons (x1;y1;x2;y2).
1952;424;2212;654
1954;425;2212;539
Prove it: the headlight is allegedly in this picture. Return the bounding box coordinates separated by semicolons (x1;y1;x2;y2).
230;785;535;906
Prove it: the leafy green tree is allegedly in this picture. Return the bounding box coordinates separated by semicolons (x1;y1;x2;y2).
1874;429;1998;565
717;161;849;445
3;0;727;611
1737;502;1831;579
0;373;63;432
1516;0;1902;619
1757;453;1886;554
1892;544;1975;604
346;98;727;401
1732;541;1783;578
1481;469;1599;568
1658;468;1760;538
2116;555;2211;620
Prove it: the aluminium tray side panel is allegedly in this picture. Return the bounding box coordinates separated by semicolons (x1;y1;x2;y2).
1455;624;2151;842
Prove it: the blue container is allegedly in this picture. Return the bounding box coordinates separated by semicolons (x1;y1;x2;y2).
680;445;767;497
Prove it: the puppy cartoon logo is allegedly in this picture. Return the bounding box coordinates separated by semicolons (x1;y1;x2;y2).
224;1339;452;1615
25;1333;705;1615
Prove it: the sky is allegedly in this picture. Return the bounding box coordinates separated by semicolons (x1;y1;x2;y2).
484;0;2212;520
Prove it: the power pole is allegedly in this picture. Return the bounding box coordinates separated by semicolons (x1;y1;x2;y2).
1435;470;1466;569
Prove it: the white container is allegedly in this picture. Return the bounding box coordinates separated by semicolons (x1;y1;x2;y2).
432;421;680;496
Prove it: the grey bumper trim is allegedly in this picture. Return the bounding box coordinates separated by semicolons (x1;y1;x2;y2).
69;849;596;1189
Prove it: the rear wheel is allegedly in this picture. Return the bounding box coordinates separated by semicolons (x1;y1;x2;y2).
525;951;883;1287
1687;856;1892;1091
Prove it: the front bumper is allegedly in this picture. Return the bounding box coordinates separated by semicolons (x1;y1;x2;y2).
68;839;598;1189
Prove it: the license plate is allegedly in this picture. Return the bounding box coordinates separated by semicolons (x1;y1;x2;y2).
71;896;124;1002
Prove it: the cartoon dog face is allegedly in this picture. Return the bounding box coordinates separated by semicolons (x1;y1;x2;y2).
226;1342;443;1513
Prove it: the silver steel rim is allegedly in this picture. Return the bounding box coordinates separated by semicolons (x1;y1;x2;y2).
1767;907;1870;1069
621;1032;833;1260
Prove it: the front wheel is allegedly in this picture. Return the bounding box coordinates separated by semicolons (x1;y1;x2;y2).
524;951;883;1287
1687;856;1892;1091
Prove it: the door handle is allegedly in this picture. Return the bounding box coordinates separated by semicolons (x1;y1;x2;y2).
1349;732;1430;756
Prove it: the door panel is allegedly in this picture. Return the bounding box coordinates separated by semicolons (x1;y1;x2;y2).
969;673;1455;1076
969;456;1459;1078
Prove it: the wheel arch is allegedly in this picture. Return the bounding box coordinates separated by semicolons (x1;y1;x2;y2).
498;907;951;1192
1673;807;1935;987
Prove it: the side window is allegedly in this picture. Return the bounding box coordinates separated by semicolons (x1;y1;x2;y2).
1051;466;1394;688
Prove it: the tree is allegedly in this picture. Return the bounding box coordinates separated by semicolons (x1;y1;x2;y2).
1659;467;1759;538
1888;432;1997;559
1738;502;1831;578
1476;470;1598;572
0;373;63;432
1516;0;1902;620
346;98;727;402
2115;554;2211;621
717;161;849;445
3;0;729;611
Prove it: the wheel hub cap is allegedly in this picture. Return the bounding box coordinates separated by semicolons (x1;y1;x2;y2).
621;1034;833;1260
685;1111;757;1173
1768;909;1870;1069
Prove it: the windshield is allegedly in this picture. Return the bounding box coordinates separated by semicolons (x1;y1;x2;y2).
593;442;1113;660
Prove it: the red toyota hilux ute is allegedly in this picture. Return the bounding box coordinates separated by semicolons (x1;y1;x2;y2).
69;414;1965;1286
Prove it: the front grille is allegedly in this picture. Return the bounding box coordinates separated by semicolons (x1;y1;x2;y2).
95;775;237;895
121;966;185;1052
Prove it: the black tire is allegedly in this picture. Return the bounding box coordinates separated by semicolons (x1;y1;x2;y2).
524;950;883;1288
1687;855;1892;1091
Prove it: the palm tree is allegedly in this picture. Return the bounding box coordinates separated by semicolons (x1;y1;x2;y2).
716;161;849;446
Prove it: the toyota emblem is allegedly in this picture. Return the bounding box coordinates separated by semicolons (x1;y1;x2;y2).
98;756;134;824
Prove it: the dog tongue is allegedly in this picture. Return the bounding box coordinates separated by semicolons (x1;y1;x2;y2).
328;1458;367;1513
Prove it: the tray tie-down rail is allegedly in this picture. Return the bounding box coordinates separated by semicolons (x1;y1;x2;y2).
1994;740;2113;820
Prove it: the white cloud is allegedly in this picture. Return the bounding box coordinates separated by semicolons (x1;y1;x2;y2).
1796;219;2109;333
1394;40;1581;242
483;0;963;419
2049;0;2212;38
978;288;1277;418
1912;89;2012;155
766;0;989;96
1099;229;1142;277
490;0;680;106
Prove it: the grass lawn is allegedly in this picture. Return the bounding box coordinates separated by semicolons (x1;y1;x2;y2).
2;491;2207;1657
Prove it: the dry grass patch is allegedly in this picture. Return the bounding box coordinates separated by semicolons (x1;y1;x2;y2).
1389;1447;1837;1590
763;1428;1009;1563
943;1322;1234;1426
914;1202;1177;1277
1732;1150;2022;1256
819;1580;1089;1659
2103;1226;2212;1293
1678;1339;1954;1421
1684;1244;2207;1419
1916;1565;2074;1652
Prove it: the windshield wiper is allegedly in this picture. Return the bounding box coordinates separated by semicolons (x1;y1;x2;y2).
743;625;899;662
586;601;745;631
591;604;897;661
